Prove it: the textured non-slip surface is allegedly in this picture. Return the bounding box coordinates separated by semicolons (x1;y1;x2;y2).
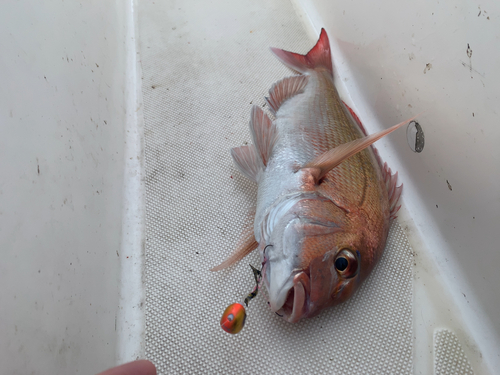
434;330;475;375
139;1;414;373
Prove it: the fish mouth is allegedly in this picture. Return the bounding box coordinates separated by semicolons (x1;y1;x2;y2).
274;271;311;323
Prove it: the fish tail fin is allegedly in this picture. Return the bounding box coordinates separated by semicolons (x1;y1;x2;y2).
270;28;333;75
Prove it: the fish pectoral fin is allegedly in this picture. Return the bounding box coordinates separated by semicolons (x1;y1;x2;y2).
303;114;420;181
265;75;308;115
249;105;277;167
210;231;259;272
231;145;264;182
270;28;333;75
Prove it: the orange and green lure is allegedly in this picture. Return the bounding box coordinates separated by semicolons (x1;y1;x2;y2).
220;265;262;334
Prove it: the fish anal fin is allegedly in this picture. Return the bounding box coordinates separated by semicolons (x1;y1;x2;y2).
231;145;263;182
270;28;333;75
303;114;419;182
210;230;258;272
249;105;277;166
266;76;308;115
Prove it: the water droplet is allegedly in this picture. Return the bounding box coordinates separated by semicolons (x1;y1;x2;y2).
407;121;424;153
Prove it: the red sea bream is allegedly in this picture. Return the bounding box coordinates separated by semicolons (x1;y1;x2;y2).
213;29;416;324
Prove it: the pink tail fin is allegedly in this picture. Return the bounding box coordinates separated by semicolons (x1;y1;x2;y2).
270;28;333;75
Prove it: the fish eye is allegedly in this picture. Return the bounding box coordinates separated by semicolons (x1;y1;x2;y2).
334;249;359;278
335;257;348;271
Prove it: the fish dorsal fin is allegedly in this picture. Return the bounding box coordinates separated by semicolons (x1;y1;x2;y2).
342;102;405;219
270;28;333;75
303;114;419;181
249;105;277;166
231;145;264;182
265;75;308;115
377;152;403;219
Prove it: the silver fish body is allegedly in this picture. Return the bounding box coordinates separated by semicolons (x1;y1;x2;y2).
213;29;412;324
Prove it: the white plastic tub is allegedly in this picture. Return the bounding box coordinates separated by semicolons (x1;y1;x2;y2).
0;1;143;373
1;0;498;374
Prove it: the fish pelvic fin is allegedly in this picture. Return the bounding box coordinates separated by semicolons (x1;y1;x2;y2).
265;75;308;115
303;114;420;182
249;105;277;166
342;102;404;220
231;145;264;182
270;28;333;75
210;226;258;272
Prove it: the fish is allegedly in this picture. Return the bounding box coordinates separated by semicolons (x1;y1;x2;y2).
212;29;416;324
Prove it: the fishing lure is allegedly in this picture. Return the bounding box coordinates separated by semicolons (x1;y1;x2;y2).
220;265;262;334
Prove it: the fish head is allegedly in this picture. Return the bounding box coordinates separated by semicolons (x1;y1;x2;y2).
262;195;384;322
